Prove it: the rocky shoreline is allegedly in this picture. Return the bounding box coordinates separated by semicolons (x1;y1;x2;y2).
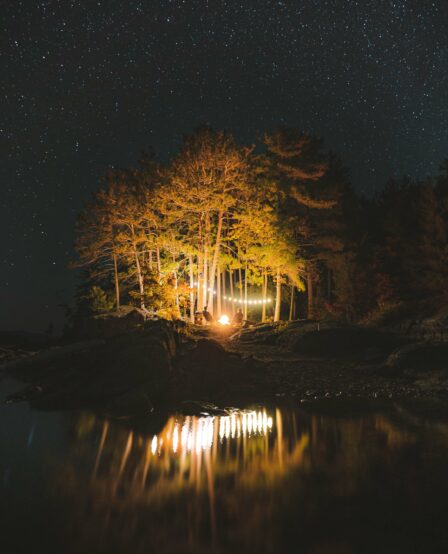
184;324;448;404
2;312;448;418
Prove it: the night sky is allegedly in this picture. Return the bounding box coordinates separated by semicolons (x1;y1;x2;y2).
2;0;447;332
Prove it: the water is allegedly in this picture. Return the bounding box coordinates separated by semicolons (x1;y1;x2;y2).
1;379;448;554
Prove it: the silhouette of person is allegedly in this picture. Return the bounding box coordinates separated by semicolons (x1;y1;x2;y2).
232;308;243;326
202;305;214;324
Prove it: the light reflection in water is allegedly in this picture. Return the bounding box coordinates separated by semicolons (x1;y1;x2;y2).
151;410;276;458
84;407;308;551
6;397;448;554
92;409;292;495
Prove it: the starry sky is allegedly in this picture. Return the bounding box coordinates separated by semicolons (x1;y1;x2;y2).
1;0;447;332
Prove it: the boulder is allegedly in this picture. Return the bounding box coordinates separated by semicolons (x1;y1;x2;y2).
383;342;448;375
291;327;404;360
193;338;228;364
5;321;181;416
71;306;148;339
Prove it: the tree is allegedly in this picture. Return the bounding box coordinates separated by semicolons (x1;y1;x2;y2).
159;126;251;314
74;186;123;311
263;128;334;319
374;177;448;309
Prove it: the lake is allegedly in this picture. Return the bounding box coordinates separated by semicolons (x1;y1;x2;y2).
1;378;448;554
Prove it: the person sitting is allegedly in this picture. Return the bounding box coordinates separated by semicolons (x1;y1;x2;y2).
194;311;204;325
232;308;244;326
202;305;214;324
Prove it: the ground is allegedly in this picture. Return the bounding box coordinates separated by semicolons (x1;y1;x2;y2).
1;318;448;417
178;321;448;405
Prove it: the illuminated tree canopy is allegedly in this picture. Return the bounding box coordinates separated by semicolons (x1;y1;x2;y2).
73;129;448;324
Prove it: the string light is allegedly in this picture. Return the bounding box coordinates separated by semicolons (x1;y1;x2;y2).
189;282;272;305
222;295;272;304
191;282;217;295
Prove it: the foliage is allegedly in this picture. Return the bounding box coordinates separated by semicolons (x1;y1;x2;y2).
85;286;115;314
72;126;448;323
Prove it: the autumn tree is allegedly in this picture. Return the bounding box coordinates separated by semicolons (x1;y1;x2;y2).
74;185;123;311
158;126;251;315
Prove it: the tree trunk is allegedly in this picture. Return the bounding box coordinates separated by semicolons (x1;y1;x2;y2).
203;251;208;311
197;214;205;312
221;269;226;315
289;285;295;321
217;265;221;317
274;268;281;322
204;212;210;311
207;209;224;312
172;254;179;307
113;250;120;312
156;246;161;276
262;271;267;322
238;266;243;306
189;256;195;323
244;260;248;320
307;273;313;319
134;248;145;310
229;269;234;316
197;251;204;312
131;224;145;310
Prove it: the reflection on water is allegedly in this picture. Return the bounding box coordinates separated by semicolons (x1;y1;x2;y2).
90;409;307;499
2;384;448;554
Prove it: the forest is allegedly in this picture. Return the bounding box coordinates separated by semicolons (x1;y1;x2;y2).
73;126;448;325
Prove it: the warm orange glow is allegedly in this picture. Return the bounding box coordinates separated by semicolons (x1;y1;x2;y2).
218;314;230;325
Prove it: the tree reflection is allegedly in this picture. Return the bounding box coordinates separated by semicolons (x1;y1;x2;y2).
52;406;448;554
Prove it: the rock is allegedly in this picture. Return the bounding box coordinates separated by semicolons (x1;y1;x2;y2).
277;320;332;348
105;388;154;417
6;321;180;415
229;322;283;344
383;342;448;375
291;327;404;360
0;339;105;375
362;346;387;362
71;306;148;339
144;319;184;358
193;338;228;363
180;400;229;416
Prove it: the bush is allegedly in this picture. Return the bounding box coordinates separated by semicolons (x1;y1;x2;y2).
85;286;115;313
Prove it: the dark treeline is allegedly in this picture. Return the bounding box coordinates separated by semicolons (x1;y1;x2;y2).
73;126;448;324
